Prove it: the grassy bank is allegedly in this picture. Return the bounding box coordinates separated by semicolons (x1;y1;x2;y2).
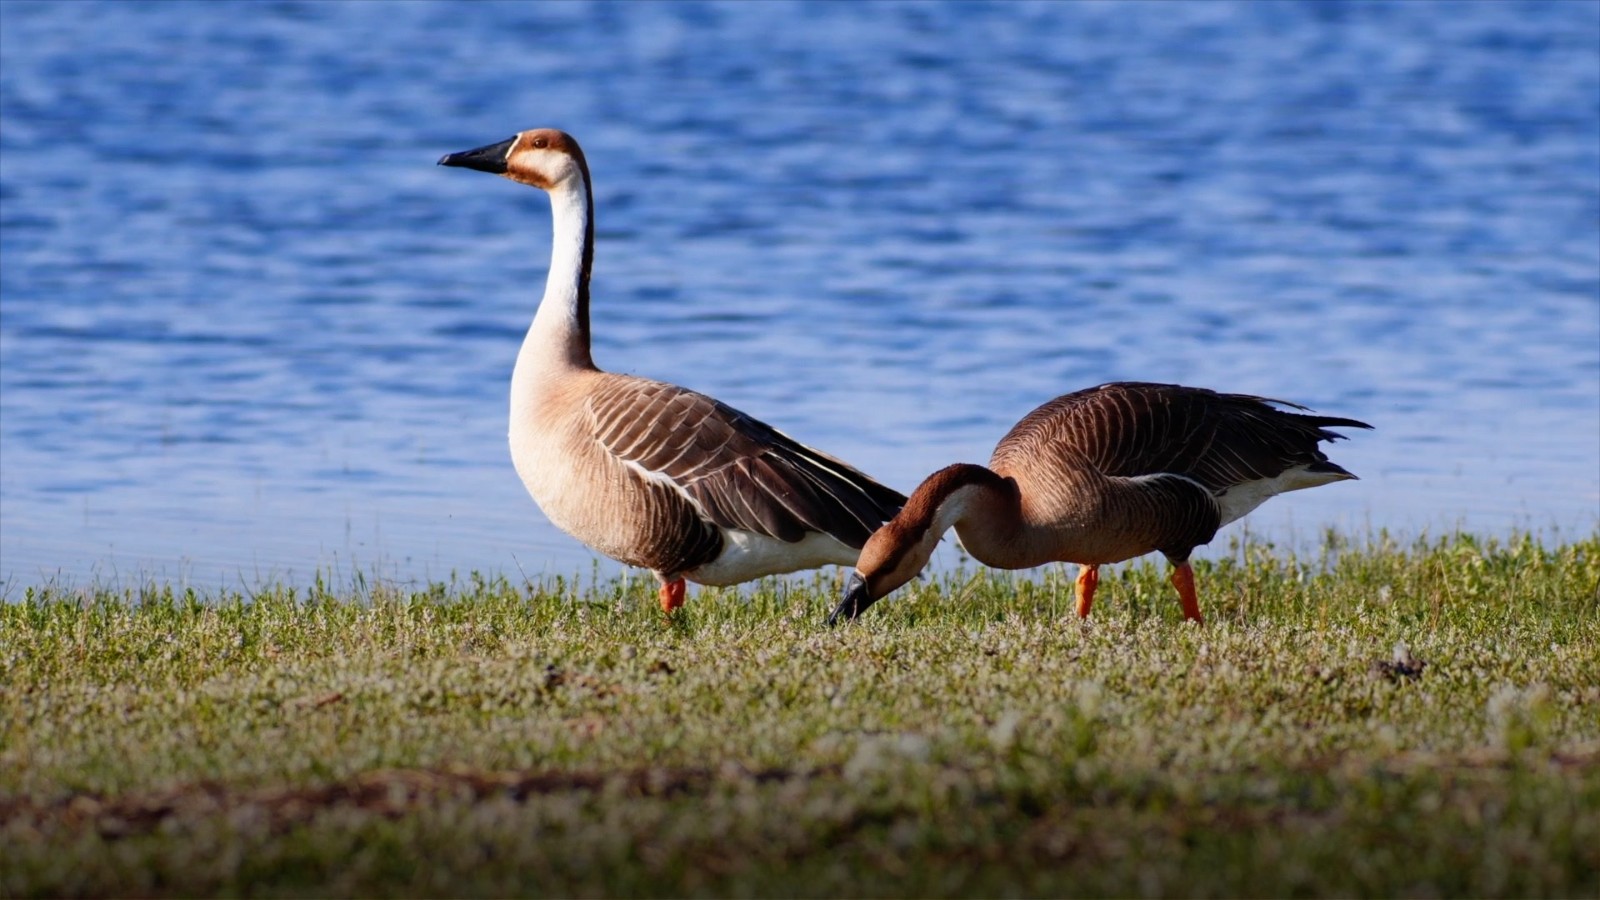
3;532;1598;897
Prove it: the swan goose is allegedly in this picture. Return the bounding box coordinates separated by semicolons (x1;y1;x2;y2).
439;129;905;612
829;381;1370;625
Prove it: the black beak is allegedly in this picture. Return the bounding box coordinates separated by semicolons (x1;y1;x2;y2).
828;572;876;626
437;136;516;174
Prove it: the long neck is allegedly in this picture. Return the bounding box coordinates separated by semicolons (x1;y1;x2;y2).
523;173;596;374
899;464;1033;569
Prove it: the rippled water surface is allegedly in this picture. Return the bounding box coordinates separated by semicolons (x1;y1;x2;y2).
3;0;1597;589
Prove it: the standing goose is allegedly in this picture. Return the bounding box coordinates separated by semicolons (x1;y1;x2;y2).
829;382;1370;625
439;129;905;612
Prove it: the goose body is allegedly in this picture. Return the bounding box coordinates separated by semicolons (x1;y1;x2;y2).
830;382;1371;624
440;129;904;611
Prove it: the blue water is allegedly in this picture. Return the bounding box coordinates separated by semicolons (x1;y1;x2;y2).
2;0;1597;591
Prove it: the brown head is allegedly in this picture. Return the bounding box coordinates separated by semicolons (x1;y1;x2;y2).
437;128;592;192
828;463;1014;625
828;519;935;624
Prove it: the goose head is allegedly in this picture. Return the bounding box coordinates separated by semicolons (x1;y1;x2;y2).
438;128;588;191
829;463;1016;625
828;520;935;625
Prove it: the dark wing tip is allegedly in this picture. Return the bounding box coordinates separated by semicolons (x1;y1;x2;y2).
1312;415;1374;431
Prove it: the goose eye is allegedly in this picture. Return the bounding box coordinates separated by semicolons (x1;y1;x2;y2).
530;136;548;149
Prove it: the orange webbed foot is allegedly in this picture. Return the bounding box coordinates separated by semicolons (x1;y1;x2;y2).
1074;565;1100;618
658;578;686;614
1169;562;1204;624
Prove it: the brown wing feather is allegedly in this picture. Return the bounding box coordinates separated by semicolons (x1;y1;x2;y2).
994;382;1372;493
586;377;905;550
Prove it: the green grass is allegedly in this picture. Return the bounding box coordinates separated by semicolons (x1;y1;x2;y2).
3;531;1598;898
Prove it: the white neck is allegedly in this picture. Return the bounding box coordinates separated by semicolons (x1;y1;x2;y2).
518;176;595;385
912;483;990;569
900;491;971;579
940;481;1051;570
929;483;1020;566
931;483;988;542
868;480;1019;599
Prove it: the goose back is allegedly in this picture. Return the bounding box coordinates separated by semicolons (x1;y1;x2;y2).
993;382;1367;490
986;382;1371;563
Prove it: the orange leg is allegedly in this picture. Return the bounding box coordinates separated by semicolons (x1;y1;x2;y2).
1074;564;1100;618
658;578;686;614
1169;562;1204;624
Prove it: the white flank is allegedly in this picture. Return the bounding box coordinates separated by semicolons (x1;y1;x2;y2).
1214;465;1351;527
688;528;858;586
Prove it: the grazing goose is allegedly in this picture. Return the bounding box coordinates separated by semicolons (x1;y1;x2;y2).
829;382;1370;625
439;129;905;612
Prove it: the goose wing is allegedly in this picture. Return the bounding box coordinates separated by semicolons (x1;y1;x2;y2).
585;376;906;548
996;382;1372;492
